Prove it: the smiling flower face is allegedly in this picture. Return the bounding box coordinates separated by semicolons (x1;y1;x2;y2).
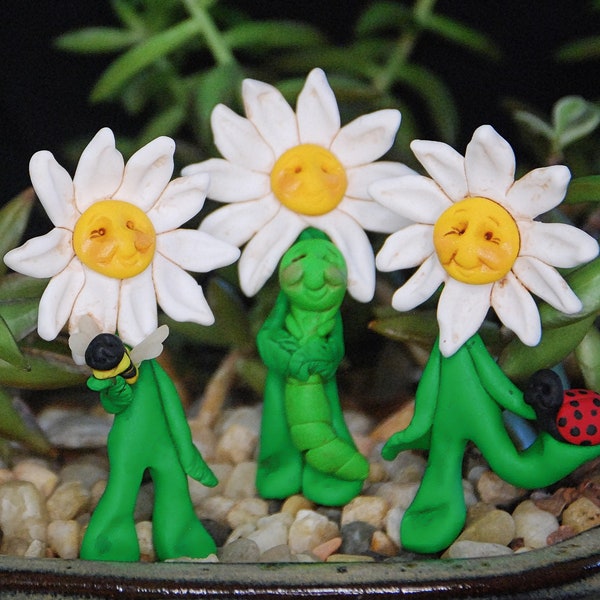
182;68;413;302
372;125;599;357
4;128;240;347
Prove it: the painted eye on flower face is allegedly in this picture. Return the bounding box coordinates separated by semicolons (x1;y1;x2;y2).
433;197;520;285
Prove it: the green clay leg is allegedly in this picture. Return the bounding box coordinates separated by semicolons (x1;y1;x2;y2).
400;432;468;554
80;456;144;561
475;425;600;489
151;459;216;560
285;376;368;481
256;373;303;499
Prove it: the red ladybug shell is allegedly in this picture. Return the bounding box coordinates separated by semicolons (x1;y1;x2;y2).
556;389;600;446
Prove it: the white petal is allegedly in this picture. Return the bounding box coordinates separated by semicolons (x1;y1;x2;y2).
347;161;416;199
307;211;375;302
491;272;541;345
296;68;340;147
505;165;570;218
390;254;445;311
147;173;208;233
37;259;85;341
331;109;401;168
69;268;119;336
242;78;298;155
338;197;411;233
73;128;124;211
4;228;73;277
200;195;279;247
512;256;583;314
410;139;468;202
29;151;76;229
116;267;157;346
437;278;492;357
208;104;275;172
376;224;434;271
157;229;240;272
464;125;515;200
238;210;305;296
370;175;452;224
154;254;215;325
183;158;270;203
520;221;599;268
114;136;175;212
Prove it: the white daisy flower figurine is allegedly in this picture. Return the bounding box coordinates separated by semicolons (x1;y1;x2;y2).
4;128;240;349
372;124;599;357
182;68;413;302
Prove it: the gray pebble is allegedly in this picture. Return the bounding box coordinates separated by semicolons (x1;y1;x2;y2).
218;538;260;563
340;521;377;555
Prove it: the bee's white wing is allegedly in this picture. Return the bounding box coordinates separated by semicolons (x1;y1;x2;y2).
129;325;169;365
68;316;102;365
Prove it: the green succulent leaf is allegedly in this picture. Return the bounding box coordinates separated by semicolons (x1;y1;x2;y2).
552;96;600;151
355;1;411;36
513;110;554;141
369;310;439;349
223;20;326;51
395;63;458;142
91;18;204;102
563;175;600;204
575;327;600;391
0;275;48;341
0;388;51;455
0;188;35;276
499;314;596;383
0;347;88;390
424;14;501;60
55;27;139;54
0;315;28;371
139;103;186;142
537;257;600;329
556;36;600;62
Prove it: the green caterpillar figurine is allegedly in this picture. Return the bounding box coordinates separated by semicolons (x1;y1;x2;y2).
256;230;368;506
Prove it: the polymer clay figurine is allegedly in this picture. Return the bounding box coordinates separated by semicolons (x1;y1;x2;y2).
184;68;413;505
256;230;368;506
4;128;240;560
525;369;600;446
372;124;600;553
70;318;217;561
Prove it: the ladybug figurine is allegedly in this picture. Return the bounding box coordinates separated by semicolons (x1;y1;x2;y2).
524;369;600;446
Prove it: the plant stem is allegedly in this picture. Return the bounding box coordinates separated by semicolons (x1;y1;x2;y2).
181;0;235;66
373;0;438;94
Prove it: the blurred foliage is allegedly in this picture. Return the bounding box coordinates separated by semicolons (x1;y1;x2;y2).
2;0;600;454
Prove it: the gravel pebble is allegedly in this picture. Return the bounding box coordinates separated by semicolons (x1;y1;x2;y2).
288;509;340;554
47;519;81;559
443;540;513;559
13;460;58;498
219;537;260;563
341;495;389;529
457;509;515;546
46;481;91;521
476;471;526;506
561;496;600;534
340;521;376;555
512;500;559;549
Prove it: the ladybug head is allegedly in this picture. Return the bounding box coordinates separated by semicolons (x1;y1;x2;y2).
85;333;125;371
524;369;564;415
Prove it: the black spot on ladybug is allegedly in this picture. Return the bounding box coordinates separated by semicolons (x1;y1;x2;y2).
565;391;576;397
569;400;580;407
595;398;600;407
574;410;583;420
593;410;599;417
570;427;581;437
581;440;592;446
558;417;568;427
587;425;598;436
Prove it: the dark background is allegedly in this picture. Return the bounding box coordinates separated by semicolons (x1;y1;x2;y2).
1;1;599;204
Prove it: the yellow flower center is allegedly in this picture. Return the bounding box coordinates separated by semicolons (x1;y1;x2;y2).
73;200;156;279
433;197;520;285
270;144;347;216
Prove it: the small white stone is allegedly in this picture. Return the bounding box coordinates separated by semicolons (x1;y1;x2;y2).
24;539;47;558
384;506;405;548
341;495;389;529
136;521;155;561
223;462;257;499
444;540;513;559
288;509;339;554
195;495;235;523
47;481;91;521
47;520;81;559
381;450;427;483
477;471;526;506
215;423;258;465
13;460;58;498
562;496;600;534
226;497;269;528
0;481;48;549
225;522;257;545
247;513;292;553
371;481;419;509
512;500;559;549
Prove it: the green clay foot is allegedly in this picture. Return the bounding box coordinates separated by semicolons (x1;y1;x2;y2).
256;449;303;499
302;463;364;506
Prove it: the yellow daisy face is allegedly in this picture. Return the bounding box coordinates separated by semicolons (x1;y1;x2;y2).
270;144;348;216
433;196;520;285
73;199;156;279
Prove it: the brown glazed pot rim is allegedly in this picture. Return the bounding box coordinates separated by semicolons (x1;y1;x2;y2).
0;528;599;599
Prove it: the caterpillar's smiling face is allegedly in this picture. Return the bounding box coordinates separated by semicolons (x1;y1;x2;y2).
280;238;347;311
